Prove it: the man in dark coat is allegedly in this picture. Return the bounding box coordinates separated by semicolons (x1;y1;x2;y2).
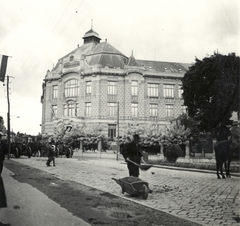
0;134;7;175
46;143;56;167
122;134;143;177
0;118;7;208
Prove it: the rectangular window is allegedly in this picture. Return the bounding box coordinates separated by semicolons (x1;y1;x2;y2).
166;104;173;118
131;103;138;117
63;102;78;117
108;102;117;117
150;104;158;117
108;124;116;139
148;83;159;97
68;102;75;116
164;84;174;98
178;85;183;99
85;102;91;116
86;81;92;95
108;81;117;95
181;105;187;114
131;81;138;96
51;105;57;118
53;85;58;98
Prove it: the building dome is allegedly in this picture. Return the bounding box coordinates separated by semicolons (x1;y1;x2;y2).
51;28;129;72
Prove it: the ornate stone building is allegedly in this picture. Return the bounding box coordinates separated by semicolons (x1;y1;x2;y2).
41;28;190;138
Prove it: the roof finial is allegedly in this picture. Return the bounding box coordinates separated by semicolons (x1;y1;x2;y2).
91;19;93;30
131;50;133;56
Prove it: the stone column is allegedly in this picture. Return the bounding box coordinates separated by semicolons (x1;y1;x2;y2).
185;140;190;159
158;143;165;160
97;139;102;158
79;140;83;157
212;139;216;160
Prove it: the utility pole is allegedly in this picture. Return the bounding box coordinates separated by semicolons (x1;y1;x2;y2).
7;75;11;159
0;55;11;158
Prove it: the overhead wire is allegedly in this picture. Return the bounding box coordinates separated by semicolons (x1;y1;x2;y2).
3;0;100;134
10;0;75;93
2;0;77;132
24;0;91;87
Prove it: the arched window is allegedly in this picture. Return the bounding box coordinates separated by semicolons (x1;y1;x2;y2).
64;79;79;97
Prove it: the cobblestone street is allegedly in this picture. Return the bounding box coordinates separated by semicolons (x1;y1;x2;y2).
9;156;240;226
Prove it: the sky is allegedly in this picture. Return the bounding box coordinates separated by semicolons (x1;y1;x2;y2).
0;0;239;135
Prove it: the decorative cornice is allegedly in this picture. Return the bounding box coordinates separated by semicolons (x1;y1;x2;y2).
45;66;184;81
60;71;80;79
143;72;184;80
125;69;145;76
44;77;60;82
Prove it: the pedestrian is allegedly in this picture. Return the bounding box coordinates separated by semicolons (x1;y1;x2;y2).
0;116;8;174
46;143;56;167
0;116;7;208
122;134;143;177
0;133;7;175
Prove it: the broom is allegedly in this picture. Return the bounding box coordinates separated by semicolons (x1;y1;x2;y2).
126;159;153;171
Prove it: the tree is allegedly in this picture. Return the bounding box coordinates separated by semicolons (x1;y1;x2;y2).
0;116;4;132
182;53;240;139
176;113;201;142
0;116;6;134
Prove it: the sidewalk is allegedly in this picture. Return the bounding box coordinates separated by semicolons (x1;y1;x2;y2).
0;166;91;226
7;156;240;226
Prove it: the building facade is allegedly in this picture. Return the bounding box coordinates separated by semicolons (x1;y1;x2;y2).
41;28;191;139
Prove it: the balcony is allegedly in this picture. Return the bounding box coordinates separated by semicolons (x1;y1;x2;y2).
131;96;138;102
107;95;117;102
85;94;91;101
165;98;175;103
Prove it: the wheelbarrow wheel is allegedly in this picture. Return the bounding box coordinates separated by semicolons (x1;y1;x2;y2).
141;184;148;199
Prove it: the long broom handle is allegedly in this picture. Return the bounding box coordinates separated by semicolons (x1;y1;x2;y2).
126;158;140;166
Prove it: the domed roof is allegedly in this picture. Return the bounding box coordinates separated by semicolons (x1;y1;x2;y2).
52;29;128;71
85;41;128;68
51;28;190;75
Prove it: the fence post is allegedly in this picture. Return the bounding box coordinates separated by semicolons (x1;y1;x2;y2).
185;140;190;159
159;143;165;159
98;139;102;158
79;140;83;157
212;139;216;160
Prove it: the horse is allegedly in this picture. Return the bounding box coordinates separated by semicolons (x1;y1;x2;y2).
214;139;236;179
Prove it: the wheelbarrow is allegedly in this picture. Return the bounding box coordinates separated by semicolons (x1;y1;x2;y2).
112;177;152;199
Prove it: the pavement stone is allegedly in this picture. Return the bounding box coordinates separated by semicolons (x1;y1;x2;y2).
7;156;240;226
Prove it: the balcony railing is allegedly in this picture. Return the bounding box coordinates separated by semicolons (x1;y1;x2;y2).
107;95;117;102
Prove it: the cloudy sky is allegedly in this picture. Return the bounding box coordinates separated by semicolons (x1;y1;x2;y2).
0;0;239;135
